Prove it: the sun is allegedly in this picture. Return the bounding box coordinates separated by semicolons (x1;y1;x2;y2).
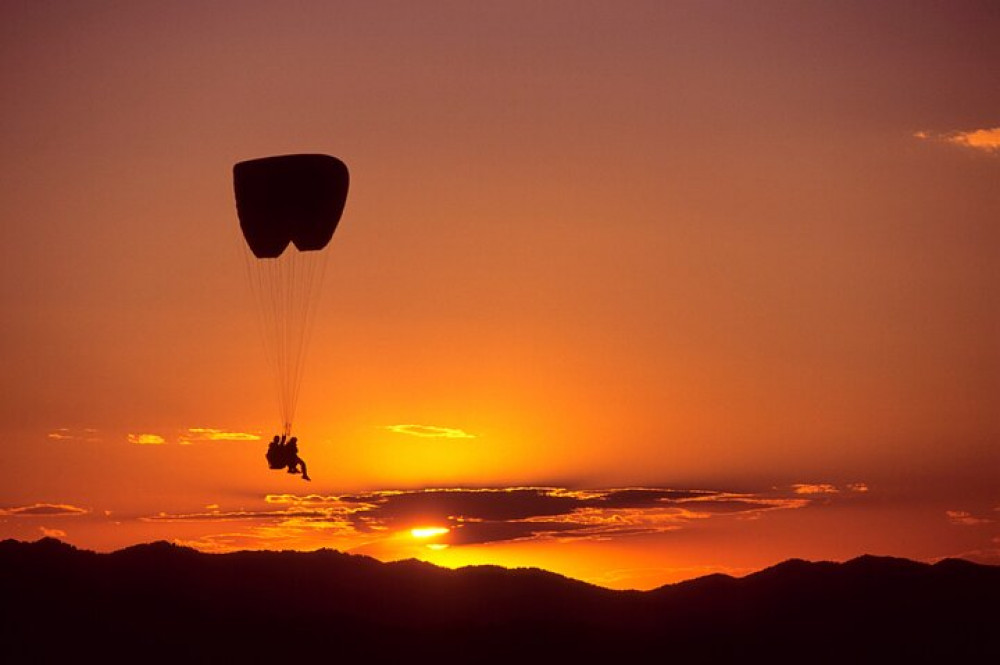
410;526;449;539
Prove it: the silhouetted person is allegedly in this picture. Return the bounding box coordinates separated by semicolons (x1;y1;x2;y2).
265;435;285;469
285;436;310;481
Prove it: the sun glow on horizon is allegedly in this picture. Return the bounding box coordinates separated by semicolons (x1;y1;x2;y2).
410;527;450;539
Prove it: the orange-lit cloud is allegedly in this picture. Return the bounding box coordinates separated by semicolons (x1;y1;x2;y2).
141;486;831;552
177;428;261;445
265;493;351;504
915;127;1000;153
171;534;252;553
791;483;869;495
0;503;88;517
677;494;809;514
947;127;1000;152
384;424;476;439
143;493;363;548
127;433;166;445
47;428;100;442
39;526;67;538
945;510;992;526
126;429;260;446
792;483;839;495
144;507;348;523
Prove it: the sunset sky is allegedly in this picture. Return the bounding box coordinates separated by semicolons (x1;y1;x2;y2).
1;1;997;589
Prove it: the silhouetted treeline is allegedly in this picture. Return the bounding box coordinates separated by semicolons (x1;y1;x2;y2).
1;538;996;663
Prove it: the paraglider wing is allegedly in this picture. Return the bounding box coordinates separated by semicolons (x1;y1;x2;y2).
234;154;350;258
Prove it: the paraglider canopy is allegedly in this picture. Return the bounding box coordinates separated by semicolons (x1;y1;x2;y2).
234;154;350;259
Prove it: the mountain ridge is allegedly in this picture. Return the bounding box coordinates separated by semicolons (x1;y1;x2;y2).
1;538;996;662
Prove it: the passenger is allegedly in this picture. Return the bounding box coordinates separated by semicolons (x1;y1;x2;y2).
285;436;310;481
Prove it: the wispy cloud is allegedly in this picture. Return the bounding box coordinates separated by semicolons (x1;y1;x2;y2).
792;483;839;495
947;127;1000;152
178;428;262;445
791;482;869;495
384;424;476;439
0;503;88;517
127;433;166;445
945;510;992;526
39;527;67;538
266;493;363;506
127;429;261;446
915;127;1000;153
47;428;100;442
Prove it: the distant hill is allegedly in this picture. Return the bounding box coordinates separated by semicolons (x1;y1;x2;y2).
1;538;996;662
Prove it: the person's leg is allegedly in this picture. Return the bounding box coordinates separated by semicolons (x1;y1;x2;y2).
299;458;310;481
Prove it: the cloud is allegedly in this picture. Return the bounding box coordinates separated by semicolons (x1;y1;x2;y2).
127;433;166;445
944;547;1000;566
345;487;584;525
39;527;67;538
790;482;869;495
169;530;320;554
915;127;1000;153
446;520;587;546
178;428;262;445
125;428;260;446
144;485;822;551
144;494;365;536
266;493;344;504
678;496;809;514
947;127;1000;152
0;503;88;517
47;428;100;442
596;488;717;506
145;508;334;522
792;484;839;495
384;424;476;439
946;510;992;526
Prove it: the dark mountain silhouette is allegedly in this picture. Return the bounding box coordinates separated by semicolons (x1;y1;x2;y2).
1;539;996;662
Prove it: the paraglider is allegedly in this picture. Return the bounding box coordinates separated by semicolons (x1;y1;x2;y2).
265;435;311;481
234;154;349;478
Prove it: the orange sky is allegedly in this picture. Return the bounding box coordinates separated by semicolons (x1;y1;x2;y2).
1;1;997;589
